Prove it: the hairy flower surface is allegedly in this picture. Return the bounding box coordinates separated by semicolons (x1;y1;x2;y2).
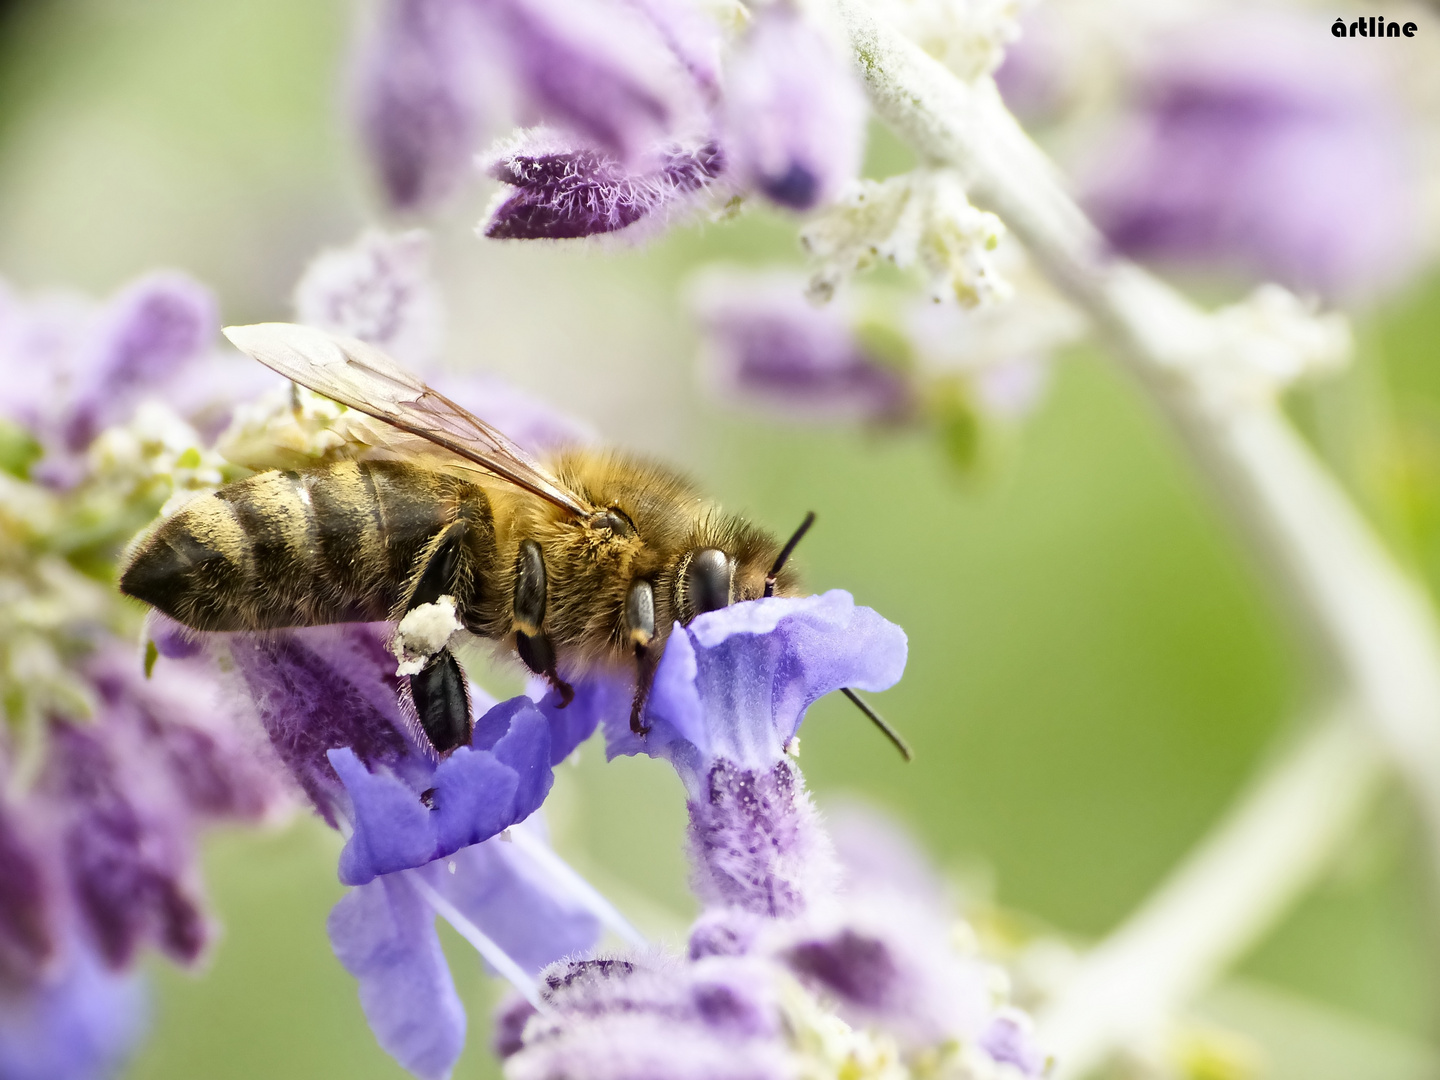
1080;12;1421;301
483;129;723;239
502;594;1045;1080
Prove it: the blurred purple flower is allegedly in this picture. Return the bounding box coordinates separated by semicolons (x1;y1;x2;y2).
165;618;608;1077
722;5;865;211
503;598;1045;1077
330;819;601;1080
354;0;710;211
354;0;490;212
692;274;914;423
1080;13;1422;301
483;129;722;239
293;229;443;368
0;273;218;487
0;940;146;1080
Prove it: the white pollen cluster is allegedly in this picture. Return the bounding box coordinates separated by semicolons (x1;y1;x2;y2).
391;595;463;676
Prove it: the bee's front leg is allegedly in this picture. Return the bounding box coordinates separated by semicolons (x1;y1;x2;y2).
625;579;656;735
513;539;574;707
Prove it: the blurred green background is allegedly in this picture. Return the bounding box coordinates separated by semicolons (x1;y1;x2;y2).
1;1;1437;1077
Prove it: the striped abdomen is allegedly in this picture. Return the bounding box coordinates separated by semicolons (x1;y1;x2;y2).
121;460;495;632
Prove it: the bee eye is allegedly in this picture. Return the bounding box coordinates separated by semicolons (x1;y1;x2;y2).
684;548;732;617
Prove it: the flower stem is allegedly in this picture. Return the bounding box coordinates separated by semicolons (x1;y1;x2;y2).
1035;704;1385;1078
408;872;547;1010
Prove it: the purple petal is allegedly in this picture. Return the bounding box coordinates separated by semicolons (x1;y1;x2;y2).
293;229;443;367
62;272;217;451
483;130;721;240
981;1011;1048;1077
328;872;466;1080
433;831;600;975
691;273;914;422
332;748;438;887
612;591;907;781
427;748;519;858
0;804;54;984
722;7;865;210
0;942;147;1080
1080;12;1422;301
354;0;489;211
226;625;418;825
489;0;679;163
533;676;620;764
44;720;208;968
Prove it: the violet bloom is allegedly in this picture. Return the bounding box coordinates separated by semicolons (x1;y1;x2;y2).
483;129;723;240
0;273;217;487
0;641;284;1080
691;274;914;423
722;5;866;211
156;619;612;1078
501;594;1047;1078
354;0;706;210
1080;13;1422;302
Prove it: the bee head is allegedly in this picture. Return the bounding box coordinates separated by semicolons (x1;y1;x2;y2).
673;512;814;624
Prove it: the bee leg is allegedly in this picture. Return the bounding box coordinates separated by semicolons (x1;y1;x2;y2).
403;522;466;612
410;647;473;754
625;579;657;735
513;538;573;707
516;629;574;706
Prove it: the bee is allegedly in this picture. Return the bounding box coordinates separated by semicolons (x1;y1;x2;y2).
120;324;907;759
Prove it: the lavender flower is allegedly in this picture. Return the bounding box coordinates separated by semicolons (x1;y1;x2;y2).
0;273;218;488
162;618;610;1077
501;593;1047;1078
354;0;709;211
483;129;722;240
690;273;914;423
354;0;491;211
1079;13;1422;301
721;5;866;211
293;229;444;368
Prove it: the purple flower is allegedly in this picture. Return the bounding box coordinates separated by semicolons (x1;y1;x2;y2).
0;940;146;1080
483;129;723;240
293;229;444;368
354;0;491;211
691;273;914;422
353;0;712;211
1079;12;1422;301
0;273;218;487
721;5;866;211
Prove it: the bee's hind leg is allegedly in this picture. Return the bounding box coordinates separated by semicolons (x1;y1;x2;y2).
410;647;473;754
625;580;657;735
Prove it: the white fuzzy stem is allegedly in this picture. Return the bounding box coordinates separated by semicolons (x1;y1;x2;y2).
830;0;1440;1067
506;826;647;948
410;872;547;1011
1036;704;1385;1078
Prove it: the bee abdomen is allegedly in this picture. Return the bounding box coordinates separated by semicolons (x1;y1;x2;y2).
121;461;482;632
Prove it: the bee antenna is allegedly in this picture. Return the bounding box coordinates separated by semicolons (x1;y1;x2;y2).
764;511;816;598
841;688;913;762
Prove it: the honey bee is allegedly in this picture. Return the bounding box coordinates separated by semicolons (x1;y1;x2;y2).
120;324;906;759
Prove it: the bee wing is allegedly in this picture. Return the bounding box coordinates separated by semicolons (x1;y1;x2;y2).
223;322;593;515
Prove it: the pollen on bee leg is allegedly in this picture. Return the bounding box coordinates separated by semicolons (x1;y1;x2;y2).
391;595;463;676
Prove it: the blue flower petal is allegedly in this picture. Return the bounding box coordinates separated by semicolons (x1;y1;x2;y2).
610;591;907;784
0;942;147;1080
328;872;465;1080
331;748;436;887
533;679;617;764
434;834;600;976
429;748;518;857
490;700;553;821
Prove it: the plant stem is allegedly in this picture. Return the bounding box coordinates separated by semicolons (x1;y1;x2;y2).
1035;704;1385;1078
